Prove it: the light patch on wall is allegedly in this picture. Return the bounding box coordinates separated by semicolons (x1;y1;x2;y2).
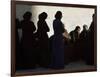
16;4;95;37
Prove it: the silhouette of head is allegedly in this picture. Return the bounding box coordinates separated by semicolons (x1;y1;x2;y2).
75;26;81;32
23;11;32;21
92;13;95;21
55;11;62;20
39;12;48;20
83;24;88;30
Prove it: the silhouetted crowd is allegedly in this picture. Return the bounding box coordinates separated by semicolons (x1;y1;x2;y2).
16;11;96;70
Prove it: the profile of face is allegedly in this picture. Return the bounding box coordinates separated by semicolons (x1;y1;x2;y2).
83;25;88;30
75;26;81;33
77;28;81;33
55;11;62;19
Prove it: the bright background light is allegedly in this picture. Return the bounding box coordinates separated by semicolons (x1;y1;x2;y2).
16;5;94;37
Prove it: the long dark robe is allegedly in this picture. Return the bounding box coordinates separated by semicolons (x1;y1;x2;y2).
36;20;50;67
87;20;95;65
69;30;80;61
80;30;89;61
16;19;22;70
51;19;65;69
21;20;36;69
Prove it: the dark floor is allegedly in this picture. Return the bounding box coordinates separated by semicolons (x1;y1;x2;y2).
16;60;96;76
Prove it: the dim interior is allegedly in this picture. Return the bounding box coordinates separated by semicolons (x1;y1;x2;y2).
16;4;94;37
15;4;96;73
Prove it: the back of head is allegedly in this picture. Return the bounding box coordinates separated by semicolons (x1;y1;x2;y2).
23;11;32;21
75;26;80;30
38;12;47;20
55;11;62;19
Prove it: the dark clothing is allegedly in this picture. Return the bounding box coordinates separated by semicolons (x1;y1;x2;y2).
80;30;89;61
16;19;22;70
36;20;50;67
51;19;65;69
37;20;49;40
87;20;95;65
21;20;36;49
80;30;89;41
21;20;36;68
69;30;80;61
69;30;80;43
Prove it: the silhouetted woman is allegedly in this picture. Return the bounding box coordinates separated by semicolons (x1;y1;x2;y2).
86;14;96;65
21;11;36;69
51;11;65;69
16;18;21;70
69;26;81;61
36;12;50;67
80;25;89;61
69;26;81;44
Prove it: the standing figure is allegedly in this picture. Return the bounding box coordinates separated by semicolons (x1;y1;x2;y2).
87;14;96;65
80;25;89;61
80;25;88;41
21;11;36;69
36;12;50;67
69;26;81;61
51;11;65;69
69;26;81;43
16;18;21;70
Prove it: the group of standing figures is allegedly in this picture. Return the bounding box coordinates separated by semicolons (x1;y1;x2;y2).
16;11;95;70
